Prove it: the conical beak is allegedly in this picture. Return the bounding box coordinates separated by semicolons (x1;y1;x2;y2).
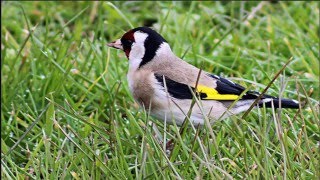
107;39;123;50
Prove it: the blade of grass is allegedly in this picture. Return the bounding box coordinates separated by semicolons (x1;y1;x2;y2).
242;57;293;118
105;2;134;29
5;103;50;156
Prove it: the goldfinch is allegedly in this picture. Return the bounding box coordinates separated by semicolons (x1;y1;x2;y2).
107;27;300;125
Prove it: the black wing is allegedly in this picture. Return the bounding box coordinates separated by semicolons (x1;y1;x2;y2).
154;74;207;99
154;73;274;101
208;74;274;100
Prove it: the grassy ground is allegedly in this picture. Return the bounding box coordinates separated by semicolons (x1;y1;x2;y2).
1;1;319;179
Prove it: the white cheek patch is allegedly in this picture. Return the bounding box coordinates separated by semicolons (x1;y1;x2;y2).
128;32;149;69
129;44;145;61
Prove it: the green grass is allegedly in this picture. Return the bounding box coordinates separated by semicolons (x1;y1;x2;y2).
1;1;319;179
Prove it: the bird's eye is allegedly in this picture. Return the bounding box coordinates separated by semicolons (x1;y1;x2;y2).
122;39;134;48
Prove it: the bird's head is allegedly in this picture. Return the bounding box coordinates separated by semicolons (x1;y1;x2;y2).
108;27;169;68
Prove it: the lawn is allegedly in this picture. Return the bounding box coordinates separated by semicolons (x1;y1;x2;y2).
1;1;319;179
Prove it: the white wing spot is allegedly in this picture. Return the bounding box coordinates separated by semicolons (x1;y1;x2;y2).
225;78;235;85
212;75;220;79
262;98;273;103
292;99;299;104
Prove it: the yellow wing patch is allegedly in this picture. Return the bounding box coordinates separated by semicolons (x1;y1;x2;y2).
196;85;239;100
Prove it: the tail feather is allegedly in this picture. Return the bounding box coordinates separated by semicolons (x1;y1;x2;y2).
259;98;300;109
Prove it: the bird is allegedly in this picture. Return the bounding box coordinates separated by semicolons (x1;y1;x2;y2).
107;26;300;126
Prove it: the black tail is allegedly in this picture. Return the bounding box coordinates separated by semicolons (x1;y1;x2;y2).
259;98;300;109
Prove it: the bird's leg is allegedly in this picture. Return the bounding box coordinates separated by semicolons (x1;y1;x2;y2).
165;139;175;152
